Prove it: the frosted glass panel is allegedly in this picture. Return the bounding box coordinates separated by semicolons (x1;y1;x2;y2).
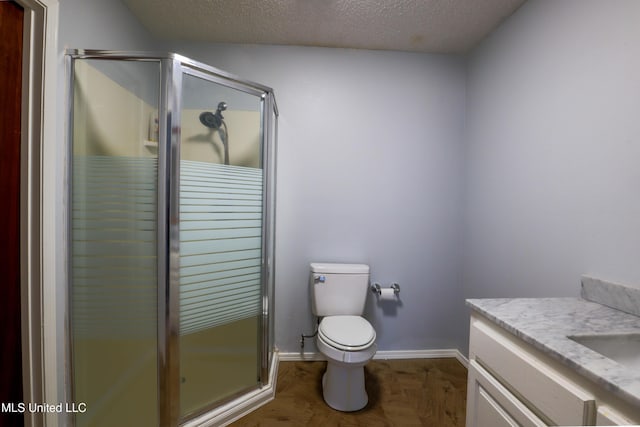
70;59;159;427
179;72;264;416
180;161;263;334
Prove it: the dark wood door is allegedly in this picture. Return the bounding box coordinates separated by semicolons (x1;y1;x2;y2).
0;1;24;426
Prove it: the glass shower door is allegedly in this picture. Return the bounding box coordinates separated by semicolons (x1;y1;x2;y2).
70;58;160;426
68;50;278;426
178;71;265;417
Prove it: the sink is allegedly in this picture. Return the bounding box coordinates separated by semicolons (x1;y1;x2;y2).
568;333;640;371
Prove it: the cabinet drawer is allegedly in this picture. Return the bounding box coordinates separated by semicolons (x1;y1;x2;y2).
470;318;596;426
468;360;548;427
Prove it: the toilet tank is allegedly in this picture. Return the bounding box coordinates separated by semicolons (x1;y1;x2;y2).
310;263;370;317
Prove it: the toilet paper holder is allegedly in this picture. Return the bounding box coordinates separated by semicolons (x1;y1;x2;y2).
370;282;400;296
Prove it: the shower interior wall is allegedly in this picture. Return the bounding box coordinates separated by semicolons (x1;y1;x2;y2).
73;61;261;165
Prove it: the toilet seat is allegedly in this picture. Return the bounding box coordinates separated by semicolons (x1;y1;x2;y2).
318;315;376;351
315;314;377;412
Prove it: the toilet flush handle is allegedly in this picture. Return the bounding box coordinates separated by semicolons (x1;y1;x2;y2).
314;274;326;283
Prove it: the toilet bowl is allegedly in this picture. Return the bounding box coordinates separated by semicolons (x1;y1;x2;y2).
316;315;377;411
309;263;377;412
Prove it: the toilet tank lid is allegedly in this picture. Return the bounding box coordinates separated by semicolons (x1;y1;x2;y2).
310;263;369;274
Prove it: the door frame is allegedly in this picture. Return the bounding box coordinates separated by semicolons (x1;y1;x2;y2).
16;0;60;426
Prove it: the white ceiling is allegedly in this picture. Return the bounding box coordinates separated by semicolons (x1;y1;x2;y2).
123;0;526;53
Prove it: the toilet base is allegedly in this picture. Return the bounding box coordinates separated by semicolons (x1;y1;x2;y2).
322;361;368;412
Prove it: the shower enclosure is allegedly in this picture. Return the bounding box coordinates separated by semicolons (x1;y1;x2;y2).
66;50;277;426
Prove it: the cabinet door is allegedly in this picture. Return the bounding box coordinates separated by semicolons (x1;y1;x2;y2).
475;383;518;427
467;361;548;427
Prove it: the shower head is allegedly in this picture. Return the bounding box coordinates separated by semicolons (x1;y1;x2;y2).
199;101;228;129
199;101;230;165
199;111;222;129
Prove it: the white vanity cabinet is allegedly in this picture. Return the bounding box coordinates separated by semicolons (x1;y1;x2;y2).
466;313;640;427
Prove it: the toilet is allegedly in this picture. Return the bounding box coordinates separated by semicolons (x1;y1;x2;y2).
310;262;377;412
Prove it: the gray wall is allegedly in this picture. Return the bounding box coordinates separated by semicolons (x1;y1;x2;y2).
56;0;469;355
463;0;640;308
56;0;640;358
58;0;158;50
163;43;468;353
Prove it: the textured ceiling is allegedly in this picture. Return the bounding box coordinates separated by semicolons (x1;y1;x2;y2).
123;0;526;53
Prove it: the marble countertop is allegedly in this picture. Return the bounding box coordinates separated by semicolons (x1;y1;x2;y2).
466;297;640;408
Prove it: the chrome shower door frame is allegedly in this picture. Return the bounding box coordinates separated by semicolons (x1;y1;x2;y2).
65;49;278;427
173;61;274;424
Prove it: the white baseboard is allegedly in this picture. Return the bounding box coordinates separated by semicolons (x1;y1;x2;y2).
279;348;469;368
279;351;325;361
376;349;469;367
